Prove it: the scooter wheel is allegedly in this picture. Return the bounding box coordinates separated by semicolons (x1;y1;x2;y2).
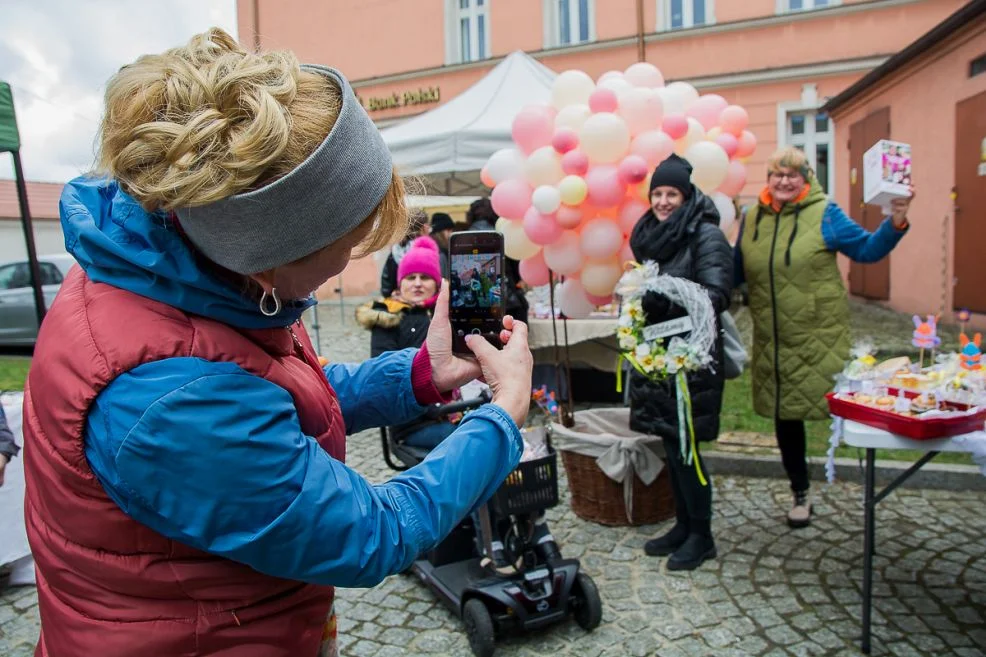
463;598;496;657
571;572;602;631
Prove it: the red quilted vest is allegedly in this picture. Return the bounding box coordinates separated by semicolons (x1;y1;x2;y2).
23;267;346;657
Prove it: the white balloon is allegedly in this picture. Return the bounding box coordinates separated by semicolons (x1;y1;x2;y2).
532;185;562;215
579;112;631;165
710;192;737;235
685;141;730;194
597;76;634;98
558;279;595;319
486;148;526;184
624;62;665;89
524;146;565;187
597;70;624;85
554;104;592;132
674;117;706;156
617;87;664;137
663;81;699;115
552;70;596;109
497;218;542;260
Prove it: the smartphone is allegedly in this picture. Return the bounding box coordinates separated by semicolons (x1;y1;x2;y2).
449;231;505;355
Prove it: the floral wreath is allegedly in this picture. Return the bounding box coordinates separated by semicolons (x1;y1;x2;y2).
615;260;717;486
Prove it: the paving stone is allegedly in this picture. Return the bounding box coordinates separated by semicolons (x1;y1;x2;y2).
764;624;802;646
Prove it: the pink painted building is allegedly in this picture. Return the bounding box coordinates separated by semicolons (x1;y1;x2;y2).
238;0;967;299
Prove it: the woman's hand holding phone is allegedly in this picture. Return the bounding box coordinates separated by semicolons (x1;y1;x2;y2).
464;316;533;427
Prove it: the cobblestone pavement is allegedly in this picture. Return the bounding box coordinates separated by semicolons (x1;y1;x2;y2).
2;304;985;657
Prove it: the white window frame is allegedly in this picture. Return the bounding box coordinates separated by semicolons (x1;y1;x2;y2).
542;0;596;49
776;84;836;195
445;0;491;65
657;0;716;31
776;0;841;14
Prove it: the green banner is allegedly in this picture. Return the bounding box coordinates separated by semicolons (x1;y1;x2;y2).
0;81;20;153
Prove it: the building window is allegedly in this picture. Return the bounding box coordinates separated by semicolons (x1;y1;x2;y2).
785;110;832;193
543;0;595;48
447;0;490;64
659;0;715;31
971;53;986;78
777;0;840;12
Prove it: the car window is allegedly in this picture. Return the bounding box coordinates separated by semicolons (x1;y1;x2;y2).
0;263;31;290
40;262;63;286
0;265;16;290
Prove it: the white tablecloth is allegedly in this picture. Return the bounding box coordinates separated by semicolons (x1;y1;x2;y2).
826;417;986;482
528;318;620;372
1;392;34;583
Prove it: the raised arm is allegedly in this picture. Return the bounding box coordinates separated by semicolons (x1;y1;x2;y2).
821;201;908;264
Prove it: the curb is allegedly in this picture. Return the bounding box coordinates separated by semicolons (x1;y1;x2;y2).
703;451;986;492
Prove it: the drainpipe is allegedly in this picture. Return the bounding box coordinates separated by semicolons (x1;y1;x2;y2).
252;0;261;51
635;0;646;62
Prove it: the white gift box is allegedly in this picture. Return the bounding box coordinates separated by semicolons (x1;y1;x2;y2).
863;139;912;213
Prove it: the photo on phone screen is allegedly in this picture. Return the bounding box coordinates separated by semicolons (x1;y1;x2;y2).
449;231;505;354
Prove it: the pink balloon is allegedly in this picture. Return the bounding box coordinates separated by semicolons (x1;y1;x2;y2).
522;206;563;245
588;88;619;114
686;95;728;131
556;204;585;229
519;251;551;286
561;150;590;176
543;231;585;276
630;130;674;168
717;160;748;197
552;128;580;154
490;179;533;220
585;166;626;208
512;106;555;155
736;130;757;158
585;292;613;306
715;133;739;158
618;198;649;235
662;114;688;140
580;218;624;259
480;167;495;188
719;105;749;137
617;155;649;185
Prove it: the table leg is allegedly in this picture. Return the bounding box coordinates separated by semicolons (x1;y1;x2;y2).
861;447;876;655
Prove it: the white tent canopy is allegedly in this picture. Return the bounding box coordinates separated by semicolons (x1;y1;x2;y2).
381;51;556;195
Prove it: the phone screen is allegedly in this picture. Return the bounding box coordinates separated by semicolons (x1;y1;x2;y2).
449;231;505;354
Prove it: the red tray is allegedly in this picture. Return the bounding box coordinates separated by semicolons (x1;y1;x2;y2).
826;390;986;440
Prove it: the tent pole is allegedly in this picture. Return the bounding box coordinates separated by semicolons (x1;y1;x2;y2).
12;149;46;327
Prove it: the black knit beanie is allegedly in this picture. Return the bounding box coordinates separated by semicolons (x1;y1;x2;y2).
430;212;455;232
649;153;693;199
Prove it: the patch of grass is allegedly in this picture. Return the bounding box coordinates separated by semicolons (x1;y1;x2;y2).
0;357;31;392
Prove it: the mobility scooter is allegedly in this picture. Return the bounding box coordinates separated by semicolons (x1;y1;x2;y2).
381;392;602;657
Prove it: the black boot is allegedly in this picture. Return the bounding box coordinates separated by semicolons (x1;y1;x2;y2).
531;515;561;563
667;519;716;571
645;460;689;557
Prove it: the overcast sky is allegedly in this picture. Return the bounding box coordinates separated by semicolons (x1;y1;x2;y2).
1;0;238;183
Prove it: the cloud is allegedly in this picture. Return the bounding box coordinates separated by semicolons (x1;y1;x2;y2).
0;0;238;182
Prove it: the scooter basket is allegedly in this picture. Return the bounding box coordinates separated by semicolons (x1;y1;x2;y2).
490;448;559;516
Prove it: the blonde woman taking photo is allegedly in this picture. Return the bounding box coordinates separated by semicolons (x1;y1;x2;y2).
22;29;532;657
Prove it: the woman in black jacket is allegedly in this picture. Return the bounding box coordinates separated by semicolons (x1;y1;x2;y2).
628;154;733;570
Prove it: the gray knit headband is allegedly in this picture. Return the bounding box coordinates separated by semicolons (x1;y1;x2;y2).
175;64;393;275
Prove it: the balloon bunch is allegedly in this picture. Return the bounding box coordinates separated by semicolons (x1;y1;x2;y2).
482;63;756;318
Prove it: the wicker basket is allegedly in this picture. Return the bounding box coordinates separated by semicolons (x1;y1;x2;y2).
560;449;675;526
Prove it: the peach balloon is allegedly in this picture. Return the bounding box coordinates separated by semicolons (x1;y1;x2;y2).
552;128;580;154
662;114;689;140
674;118;706;156
662;81;699;115
588;88;619;114
525;146;565;187
719;105;749;136
585;292;613;306
684;141;729;193
555;104;592;132
580;112;632;164
480;167;494;188
631;130;674;167
580;259;623;297
551;70;596;109
618;199;649;235
705;126;723;141
523;206;563;245
497;218;542;261
624;62;665;89
558;279;595;319
543;231;585;276
512;105;555;155
736;130;758;158
597;70;624;84
580;218;624;259
556;204;585;229
491;179;533;220
519;251;551;287
617;87;664;137
585;165;626;208
717;160;748;197
715;133;739;158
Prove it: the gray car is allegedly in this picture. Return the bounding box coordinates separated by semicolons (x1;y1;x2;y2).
0;254;77;347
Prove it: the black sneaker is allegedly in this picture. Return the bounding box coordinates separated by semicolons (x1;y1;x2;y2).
667;533;717;571
644;522;689;557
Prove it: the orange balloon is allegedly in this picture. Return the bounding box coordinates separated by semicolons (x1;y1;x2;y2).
480;167;495;188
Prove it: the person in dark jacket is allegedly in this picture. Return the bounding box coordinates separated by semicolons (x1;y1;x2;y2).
0;404;17;488
628;154;733;570
430;212;454;280
380;210;429;298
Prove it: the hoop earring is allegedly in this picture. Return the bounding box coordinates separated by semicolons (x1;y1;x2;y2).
259;288;282;317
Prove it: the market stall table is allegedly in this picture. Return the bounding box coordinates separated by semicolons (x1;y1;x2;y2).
527;317;619;373
829;419;986;655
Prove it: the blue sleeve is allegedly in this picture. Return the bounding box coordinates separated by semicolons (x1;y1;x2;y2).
322;348;427;433
821;202;907;263
84;357;523;589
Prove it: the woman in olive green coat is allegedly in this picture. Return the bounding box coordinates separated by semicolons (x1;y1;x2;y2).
735;147;913;528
